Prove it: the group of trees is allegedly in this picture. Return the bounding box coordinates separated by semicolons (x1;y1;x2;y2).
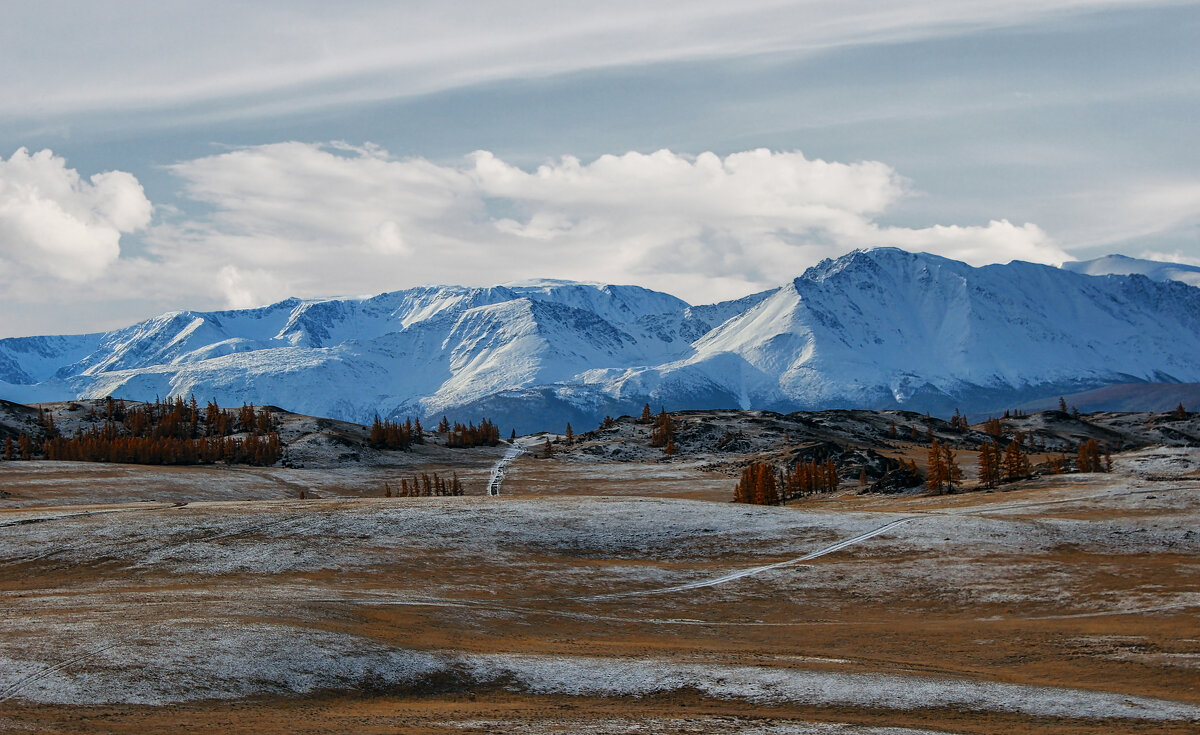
783;458;840;498
974;435;1113;491
43;432;282;466
648;409;677;455
2;434;33;461
78;396;273;439
369;416;423;450
977;442;1002;488
443;418;501;448
734;458;842;505
928;437;1039;494
975;440;1031;488
1076;439;1111;473
386;472;465;497
733;462;781;505
38;398;283;466
925;439;963;494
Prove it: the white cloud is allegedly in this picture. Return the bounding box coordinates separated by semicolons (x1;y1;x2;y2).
0;148;152;282
151;142;1068;308
0;143;1078;336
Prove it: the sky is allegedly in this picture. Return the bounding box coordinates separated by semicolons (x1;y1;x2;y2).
0;0;1197;337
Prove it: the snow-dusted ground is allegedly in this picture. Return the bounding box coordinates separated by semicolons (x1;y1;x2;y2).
1;626;1196;721
437;719;954;735
2;456;1199;723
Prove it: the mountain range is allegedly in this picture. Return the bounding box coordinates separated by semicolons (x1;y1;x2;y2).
3;247;1200;433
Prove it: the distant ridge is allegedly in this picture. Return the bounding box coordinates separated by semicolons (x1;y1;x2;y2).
1016;383;1200;414
1062;253;1200;287
4;248;1200;432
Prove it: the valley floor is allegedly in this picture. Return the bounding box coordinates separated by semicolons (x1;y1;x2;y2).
0;447;1198;733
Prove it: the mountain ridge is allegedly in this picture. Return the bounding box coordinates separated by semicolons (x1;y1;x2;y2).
4;248;1200;432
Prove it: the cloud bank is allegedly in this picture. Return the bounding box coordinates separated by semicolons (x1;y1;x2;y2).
156;143;1068;308
0;143;1071;335
0;148;151;282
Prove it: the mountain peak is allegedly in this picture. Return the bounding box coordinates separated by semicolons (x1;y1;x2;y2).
799;247;962;284
501;278;607;289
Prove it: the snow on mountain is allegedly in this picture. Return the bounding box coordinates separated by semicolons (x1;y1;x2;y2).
4;249;1200;432
596;249;1200;417
1062;253;1200;287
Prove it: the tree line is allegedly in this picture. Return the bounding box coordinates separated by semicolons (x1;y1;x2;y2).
386;472;465;497
369;416;424;450
36;397;283;466
441;418;501;448
647;408;677;455
734;458;841;505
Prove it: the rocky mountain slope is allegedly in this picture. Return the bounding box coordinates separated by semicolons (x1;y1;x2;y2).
4;249;1200;432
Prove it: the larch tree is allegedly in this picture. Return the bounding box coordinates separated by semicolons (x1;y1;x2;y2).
649;409;675;449
1076;439;1104;473
926;440;947;493
940;442;962;493
1003;441;1030;481
978;441;1001;489
733;465;754;504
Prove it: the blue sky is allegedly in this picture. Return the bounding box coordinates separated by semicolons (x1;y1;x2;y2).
0;1;1197;336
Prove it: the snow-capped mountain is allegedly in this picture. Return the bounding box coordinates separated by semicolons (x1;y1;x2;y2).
4;248;1200;432
1062;253;1200;287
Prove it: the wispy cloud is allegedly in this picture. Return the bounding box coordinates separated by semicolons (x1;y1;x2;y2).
0;1;1181;121
1051;180;1200;251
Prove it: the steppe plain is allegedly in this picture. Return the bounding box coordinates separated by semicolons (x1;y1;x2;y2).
1;408;1198;734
